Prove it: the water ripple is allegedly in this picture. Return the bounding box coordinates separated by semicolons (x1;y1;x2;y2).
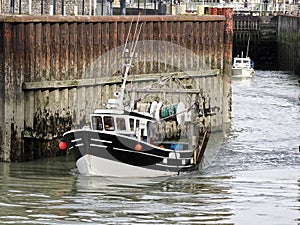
0;71;299;224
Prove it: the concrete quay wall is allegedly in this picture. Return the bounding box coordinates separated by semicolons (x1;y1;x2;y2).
233;15;278;70
233;13;300;75
277;15;300;75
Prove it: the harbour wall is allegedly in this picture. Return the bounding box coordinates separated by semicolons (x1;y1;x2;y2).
233;14;278;70
277;15;300;74
0;14;232;162
233;13;300;75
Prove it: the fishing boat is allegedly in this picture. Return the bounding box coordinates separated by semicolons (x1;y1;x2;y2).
58;19;212;177
232;35;255;78
232;52;255;78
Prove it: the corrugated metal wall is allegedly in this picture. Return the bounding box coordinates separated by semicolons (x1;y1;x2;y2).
0;14;232;161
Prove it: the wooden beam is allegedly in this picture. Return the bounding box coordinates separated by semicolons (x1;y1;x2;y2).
22;70;219;90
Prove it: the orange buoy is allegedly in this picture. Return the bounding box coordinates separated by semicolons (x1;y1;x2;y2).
59;141;67;151
134;143;142;151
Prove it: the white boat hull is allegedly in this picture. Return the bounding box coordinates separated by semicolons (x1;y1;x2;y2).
232;68;254;78
76;154;177;177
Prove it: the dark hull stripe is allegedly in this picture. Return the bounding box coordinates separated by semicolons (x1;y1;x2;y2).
66;129;194;156
110;146;194;161
112;147;164;159
91;138;112;144
64;129;198;173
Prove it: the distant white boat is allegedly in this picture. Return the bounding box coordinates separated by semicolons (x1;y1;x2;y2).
232;53;255;78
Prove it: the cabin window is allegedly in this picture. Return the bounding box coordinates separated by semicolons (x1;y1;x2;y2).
236;60;242;63
136;119;140;128
129;118;134;131
104;116;115;131
116;117;126;131
243;60;249;64
92;116;103;130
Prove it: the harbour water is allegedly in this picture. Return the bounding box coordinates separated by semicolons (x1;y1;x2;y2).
0;70;299;224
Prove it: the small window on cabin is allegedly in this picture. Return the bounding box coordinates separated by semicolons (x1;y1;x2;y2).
129;118;134;131
243;60;249;64
104;116;115;131
92;116;103;130
236;60;242;63
116;117;126;131
136;120;140;128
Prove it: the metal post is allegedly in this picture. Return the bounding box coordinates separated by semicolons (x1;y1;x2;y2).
110;2;113;15
82;0;85;15
109;0;114;15
158;0;161;14
120;0;126;15
53;0;56;14
9;0;15;14
41;0;44;14
19;0;21;14
62;0;64;15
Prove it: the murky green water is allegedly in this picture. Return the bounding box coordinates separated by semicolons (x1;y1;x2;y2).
0;70;299;224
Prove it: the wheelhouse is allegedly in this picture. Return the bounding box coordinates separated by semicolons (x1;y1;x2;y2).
90;110;156;144
233;57;252;69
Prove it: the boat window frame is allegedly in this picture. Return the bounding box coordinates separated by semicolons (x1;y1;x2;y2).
116;117;127;131
129;118;135;131
91;115;103;130
103;116;115;131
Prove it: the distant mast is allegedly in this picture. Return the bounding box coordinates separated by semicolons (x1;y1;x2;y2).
246;35;250;57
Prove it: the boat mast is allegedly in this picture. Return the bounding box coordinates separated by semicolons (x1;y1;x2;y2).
118;16;143;105
246;34;250;57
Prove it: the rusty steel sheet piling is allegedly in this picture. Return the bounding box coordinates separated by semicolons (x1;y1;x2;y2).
0;14;232;162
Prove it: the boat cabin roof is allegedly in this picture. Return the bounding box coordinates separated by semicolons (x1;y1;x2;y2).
233;57;252;69
233;57;251;64
93;108;153;120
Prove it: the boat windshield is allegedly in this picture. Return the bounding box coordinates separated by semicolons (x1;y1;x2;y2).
92;116;103;130
104;116;115;131
129;118;134;131
116;117;126;131
233;58;251;68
